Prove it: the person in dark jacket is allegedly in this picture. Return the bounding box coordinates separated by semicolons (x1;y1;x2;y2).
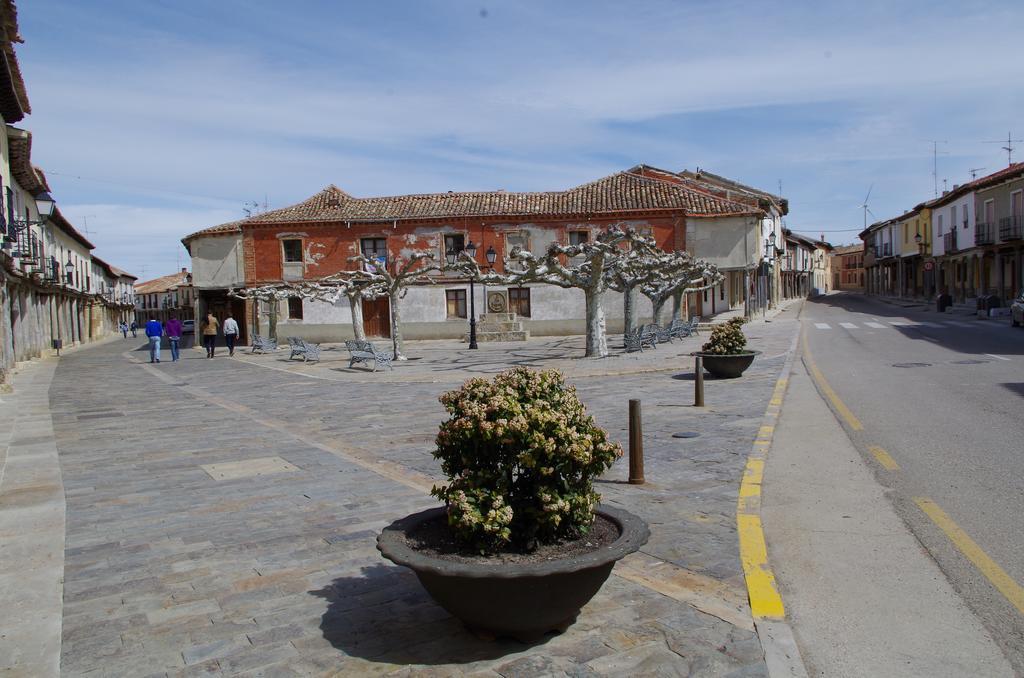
165;316;183;362
130;320;138;337
145;317;163;363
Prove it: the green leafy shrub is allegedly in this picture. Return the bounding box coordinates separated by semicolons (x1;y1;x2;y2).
431;367;622;554
701;317;748;355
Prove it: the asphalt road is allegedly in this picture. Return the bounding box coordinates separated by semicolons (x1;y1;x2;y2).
800;292;1024;673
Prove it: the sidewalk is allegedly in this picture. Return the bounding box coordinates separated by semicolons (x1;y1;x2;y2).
7;312;803;676
0;359;64;677
761;358;1012;676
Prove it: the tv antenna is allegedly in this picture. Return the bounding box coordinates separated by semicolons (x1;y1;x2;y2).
924;140;948;197
859;184;875;230
968;166;987;180
983;132;1022;166
242;195;270;217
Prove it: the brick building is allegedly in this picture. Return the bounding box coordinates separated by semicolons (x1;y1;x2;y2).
183;170;765;343
831;244;865;292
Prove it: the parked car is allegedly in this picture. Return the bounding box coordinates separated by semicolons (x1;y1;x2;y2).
182;319;195;334
1012;290;1024;327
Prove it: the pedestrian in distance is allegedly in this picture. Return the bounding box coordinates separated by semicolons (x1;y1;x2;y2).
165;315;182;362
202;312;219;358
130;320;138;338
119;321;128;338
145;316;163;363
223;312;239;357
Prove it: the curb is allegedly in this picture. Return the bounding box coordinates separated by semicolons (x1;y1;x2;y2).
737;306;809;678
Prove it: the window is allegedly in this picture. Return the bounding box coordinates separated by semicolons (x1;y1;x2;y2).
282;239;303;263
937;214;943;236
984;199;995;225
568;231;589;247
361;237;388;268
445;289;467;318
505;232;530;271
950;205;957;231
719;283;725;301
443;233;465;257
508;287;531;317
287;297;303;320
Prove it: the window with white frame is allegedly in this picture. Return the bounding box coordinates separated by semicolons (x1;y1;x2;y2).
282;239;303;263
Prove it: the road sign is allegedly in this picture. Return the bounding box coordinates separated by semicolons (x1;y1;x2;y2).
924;261;934;271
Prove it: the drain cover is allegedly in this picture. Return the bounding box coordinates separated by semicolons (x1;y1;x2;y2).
892;362;932;368
672;432;701;439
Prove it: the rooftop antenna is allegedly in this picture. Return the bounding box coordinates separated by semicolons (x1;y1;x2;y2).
969;166;987;180
79;215;97;240
924;140;948;197
982;132;1022;166
859;184;875;230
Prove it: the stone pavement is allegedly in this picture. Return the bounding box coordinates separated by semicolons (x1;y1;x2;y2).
21;307;801;676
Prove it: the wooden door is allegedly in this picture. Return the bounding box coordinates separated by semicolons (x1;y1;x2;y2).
362;297;391;338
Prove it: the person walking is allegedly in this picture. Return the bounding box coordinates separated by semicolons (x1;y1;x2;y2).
119;321;128;338
202;312;219;358
145;316;163;363
130;320;138;338
223;313;239;357
165;315;183;362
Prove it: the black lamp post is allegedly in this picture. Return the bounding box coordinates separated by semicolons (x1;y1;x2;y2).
446;242;478;349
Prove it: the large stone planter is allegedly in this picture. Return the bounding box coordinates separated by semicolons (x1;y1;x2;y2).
377;504;649;642
693;350;760;378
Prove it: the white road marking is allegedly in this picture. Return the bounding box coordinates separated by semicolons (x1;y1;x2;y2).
815;323;831;329
916;321;943;327
985;353;1011;361
889;321;912;326
840;322;858;329
864;322;886;329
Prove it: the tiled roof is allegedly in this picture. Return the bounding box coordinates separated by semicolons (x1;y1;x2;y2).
677;168;788;215
182;171;762;242
134;271;190;294
108;265;137;280
832;244;864;255
925;162;1024;208
0;0;29;123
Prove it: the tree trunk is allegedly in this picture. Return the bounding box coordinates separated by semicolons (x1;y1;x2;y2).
622;284;638;335
268;301;278;341
389;291;406;360
584;287;608;358
348;293;366;341
671;290;684;321
651;295;666;325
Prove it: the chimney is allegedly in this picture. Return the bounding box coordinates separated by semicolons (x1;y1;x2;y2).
953;184;960;191
181;267;187;274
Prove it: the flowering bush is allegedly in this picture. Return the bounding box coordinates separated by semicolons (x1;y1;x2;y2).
701;317;748;355
431;367;622;554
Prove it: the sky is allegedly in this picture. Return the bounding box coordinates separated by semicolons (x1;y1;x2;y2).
14;0;1024;281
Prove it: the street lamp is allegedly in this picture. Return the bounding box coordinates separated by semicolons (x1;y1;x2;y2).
65;258;75;286
2;190;57;254
446;241;481;350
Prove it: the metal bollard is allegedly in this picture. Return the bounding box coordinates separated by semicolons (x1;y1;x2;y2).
694;355;705;407
628;399;645;484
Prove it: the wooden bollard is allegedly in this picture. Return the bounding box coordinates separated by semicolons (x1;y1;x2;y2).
694;355;705;407
628;399;645;485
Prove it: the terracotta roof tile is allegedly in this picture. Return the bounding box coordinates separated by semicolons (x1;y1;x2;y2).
182;172;761;243
134;270;190;294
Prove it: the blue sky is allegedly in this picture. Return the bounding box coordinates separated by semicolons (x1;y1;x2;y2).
15;0;1024;279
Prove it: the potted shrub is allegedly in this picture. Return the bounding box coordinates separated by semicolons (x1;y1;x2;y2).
692;317;760;378
377;367;649;641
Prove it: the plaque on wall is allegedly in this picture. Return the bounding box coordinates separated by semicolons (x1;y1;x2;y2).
487;291;508;313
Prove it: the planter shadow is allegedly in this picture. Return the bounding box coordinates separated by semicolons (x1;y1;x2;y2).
309;564;544;665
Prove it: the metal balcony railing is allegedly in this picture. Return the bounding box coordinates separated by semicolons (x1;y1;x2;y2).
999;215;1022;242
943;230;957;253
975;223;995;246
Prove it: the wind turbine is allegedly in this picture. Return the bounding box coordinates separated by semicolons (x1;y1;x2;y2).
860;184;875;231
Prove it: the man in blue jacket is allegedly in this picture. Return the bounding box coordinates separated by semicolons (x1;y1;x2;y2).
145;317;163;363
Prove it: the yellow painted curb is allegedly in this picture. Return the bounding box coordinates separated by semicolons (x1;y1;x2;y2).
736;330;797;621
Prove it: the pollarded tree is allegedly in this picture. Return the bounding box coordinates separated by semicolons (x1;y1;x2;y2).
347;252;438;360
639;252;723;324
505;227;632;358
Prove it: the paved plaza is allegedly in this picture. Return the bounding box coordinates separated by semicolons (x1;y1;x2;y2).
3;307;802;676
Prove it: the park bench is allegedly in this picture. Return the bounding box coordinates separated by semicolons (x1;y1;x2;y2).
651;323;675;344
667;317;699;339
251;334;278;354
287;337;321;363
344;339;394;371
624;326;658;353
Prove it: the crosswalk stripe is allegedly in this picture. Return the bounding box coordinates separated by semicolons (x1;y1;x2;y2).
839;322;858;329
864;322;886;329
888;321;911;326
814;323;831;329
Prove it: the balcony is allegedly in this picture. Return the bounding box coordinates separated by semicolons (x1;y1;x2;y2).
975;223;995;246
943;230;958;253
999;215;1022;242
